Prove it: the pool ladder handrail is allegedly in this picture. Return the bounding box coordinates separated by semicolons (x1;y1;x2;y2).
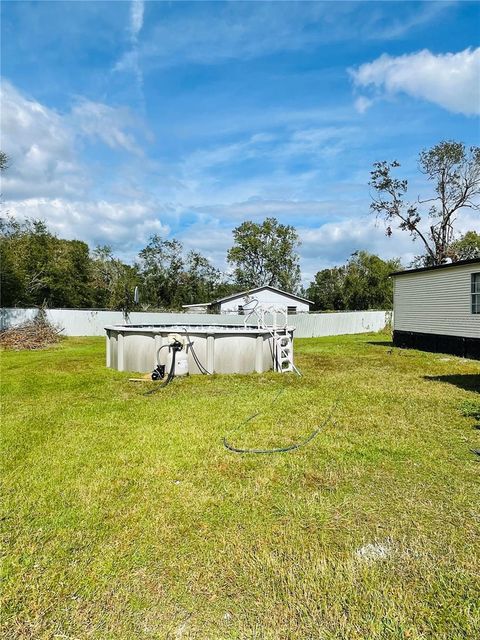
243;302;299;374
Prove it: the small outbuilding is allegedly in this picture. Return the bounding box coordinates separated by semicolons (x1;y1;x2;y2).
211;285;313;315
182;285;313;315
391;258;480;360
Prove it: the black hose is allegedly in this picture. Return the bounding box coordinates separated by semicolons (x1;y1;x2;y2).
223;390;338;454
156;343;169;359
144;348;177;395
191;344;210;375
182;326;211;375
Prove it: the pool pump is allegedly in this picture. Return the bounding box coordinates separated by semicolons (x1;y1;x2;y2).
151;364;165;381
151;337;189;381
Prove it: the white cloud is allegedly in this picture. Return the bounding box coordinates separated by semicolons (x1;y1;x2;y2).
298;207;480;284
178;222;232;267
170;214;416;286
2;68;475;281
130;0;144;42
298;218;420;284
0;81;148;201
1;81;164;261
71;98;146;155
133;2;453;70
4;197;170;259
0;81;85;199
282;127;358;158
178;126;361;206
114;1;145;105
350;47;480;116
354;96;373;114
367;2;454;40
300;217;414;261
140;3;328;68
193;198;342;223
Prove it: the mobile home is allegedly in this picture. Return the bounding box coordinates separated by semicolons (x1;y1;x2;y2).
391;258;480;360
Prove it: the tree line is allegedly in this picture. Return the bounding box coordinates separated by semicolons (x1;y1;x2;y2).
0;217;229;310
1;140;478;312
2;213;477;312
0;214;302;311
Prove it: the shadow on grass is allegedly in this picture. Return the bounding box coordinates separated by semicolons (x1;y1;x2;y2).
367;340;394;347
424;374;480;393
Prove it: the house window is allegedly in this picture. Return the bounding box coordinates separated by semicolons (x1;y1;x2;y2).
472;274;480;314
287;306;297;315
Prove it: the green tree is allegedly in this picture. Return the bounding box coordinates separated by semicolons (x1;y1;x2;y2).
46;239;92;307
90;245;139;311
448;230;480;261
306;266;346;311
0;217;54;305
0;157;21;305
137;237;233;309
0;217;24;306
370;141;480;266
0;216;93;307
178;251;224;306
227;217;301;292
343;251;400;310
137;235;185;308
307;251;400;311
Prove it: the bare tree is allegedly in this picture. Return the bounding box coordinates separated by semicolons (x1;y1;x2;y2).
0;151;9;172
370;141;480;265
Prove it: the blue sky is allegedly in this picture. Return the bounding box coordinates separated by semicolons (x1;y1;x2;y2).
1;0;479;283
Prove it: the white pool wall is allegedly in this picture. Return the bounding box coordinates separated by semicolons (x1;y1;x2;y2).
105;324;293;374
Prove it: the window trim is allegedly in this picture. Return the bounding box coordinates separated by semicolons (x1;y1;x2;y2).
472;273;480;314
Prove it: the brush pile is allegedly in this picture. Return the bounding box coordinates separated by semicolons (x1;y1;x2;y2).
0;311;63;350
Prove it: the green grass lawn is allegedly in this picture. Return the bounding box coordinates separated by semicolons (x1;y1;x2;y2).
2;333;479;639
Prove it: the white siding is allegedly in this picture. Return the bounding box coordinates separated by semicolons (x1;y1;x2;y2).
219;288;310;314
393;263;480;339
183;305;209;314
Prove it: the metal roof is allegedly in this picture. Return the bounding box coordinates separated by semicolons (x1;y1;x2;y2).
390;257;480;277
212;285;314;305
181;303;210;308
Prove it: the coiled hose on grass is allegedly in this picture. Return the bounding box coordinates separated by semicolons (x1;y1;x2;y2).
223;389;338;454
144;330;335;454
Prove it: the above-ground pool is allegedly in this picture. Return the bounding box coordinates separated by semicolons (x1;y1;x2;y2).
105;324;294;374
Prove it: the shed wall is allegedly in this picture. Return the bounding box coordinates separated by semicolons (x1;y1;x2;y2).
219;289;310;314
393;263;480;339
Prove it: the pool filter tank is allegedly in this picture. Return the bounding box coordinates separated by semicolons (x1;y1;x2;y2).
171;349;189;376
165;334;189;377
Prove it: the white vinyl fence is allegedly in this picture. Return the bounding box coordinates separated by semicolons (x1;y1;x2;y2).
293;311;391;338
0;308;391;338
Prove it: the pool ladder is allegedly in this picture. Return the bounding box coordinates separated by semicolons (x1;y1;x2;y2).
274;333;294;373
243;300;300;375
